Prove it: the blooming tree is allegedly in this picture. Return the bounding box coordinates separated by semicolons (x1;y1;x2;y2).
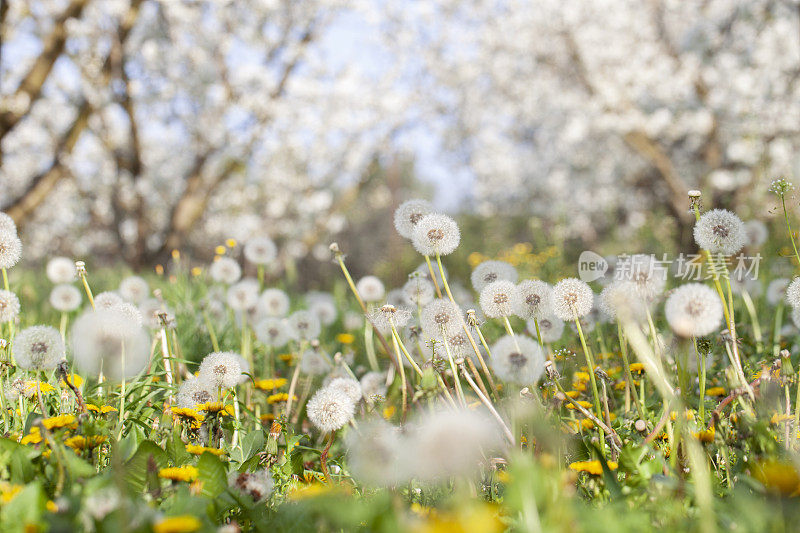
0;0;407;265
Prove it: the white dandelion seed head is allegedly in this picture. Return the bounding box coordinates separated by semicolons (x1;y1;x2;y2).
94;291;123;311
444;331;474;361
359;371;387;402
665;283;724;338
513;279;553;320
767;278;790;306
71;309;150;380
254;317;291;348
306;386;356;433
743;220;768;248
46;257;76;284
616;254;667;301
176;376;218;408
14;325;64;371
552;278;594;320
470;260;518;293
0;290;20;322
528;314;564;344
393;199;434;239
792;306;800;329
478;280;517;319
243;236;277;265
258;288;290;317
227;279;260;311
490;335;545;385
403;276;435;307
228;470;274;501
300;348;332;375
198;351;246;389
0;212;17;235
328;377;362;403
118;276;149;303
356;276;385;303
411;214;460;257
409;408;500;482
599;281;647;322
0;233;22;269
49;284;81;312
694;209;746;256
209;257;242;284
117;302;143;328
786;277;800;308
420;298;463;338
370;305;412;335
346;419;406;486
138;298;171;330
307;292;338;326
288;310;321;341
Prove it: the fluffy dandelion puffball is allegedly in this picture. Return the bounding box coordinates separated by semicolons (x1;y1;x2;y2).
552;278;594;320
0;289;21;322
258;288;290;317
327;377;362;403
49;284;82;312
71;309;151;380
300;349;332;375
785;278;800;308
599;281;647;322
479;280;517;318
370;305;412;335
288;310;321;341
359;371;387;401
307;292;338;326
254;317;291;348
94;291;124;311
0;212;17;235
209;257;242;284
665;283;724;338
617;254;667;302
767;278;789;306
513;279;553;320
346;419;406;486
119;276;150;303
306;386;356;433
410;408;499;482
0;232;22;269
177;376;217;408
402;276;435;307
490;334;545;385
227;279;259;311
411;213;460;256
228;470;274;501
529;314;564;343
694;209;746;256
198;351;247;389
356;275;385;303
14;325;64;371
470;260;518;292
243;236;277;265
421;298;463;338
46;257;76;284
393;199;434;239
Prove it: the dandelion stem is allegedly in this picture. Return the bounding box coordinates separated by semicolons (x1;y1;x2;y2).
573;313;604;455
285;361;302;422
441;333;466;407
390;329;408;419
617;323;645;421
424;255;443;298
695;337;706;425
780;195;800;268
459;363;514;445
320;430;336;484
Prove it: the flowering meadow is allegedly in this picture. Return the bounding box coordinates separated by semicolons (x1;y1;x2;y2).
1;187;800;533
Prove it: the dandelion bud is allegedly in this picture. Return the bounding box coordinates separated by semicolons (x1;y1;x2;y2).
544;360;560;381
635;419;647;432
594;367;610;382
329;242;341;254
465;309;481;327
75;261;86;275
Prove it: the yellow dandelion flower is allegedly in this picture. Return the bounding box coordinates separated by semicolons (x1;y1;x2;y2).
564;390;580;398
42;414;77;430
382;406;396;420
60;374;83;388
569;460;618;475
0;482;23;503
185;444;225;456
629;363;645;373
225;238;237;248
155;264;164;275
254;378;288;391
694;427;715;443
65;435;106;451
705;387;726;397
191;266;203;277
260;413;276;424
278;353;294;363
153;515;202;533
171;249;181;261
46;500;58;513
23;381;56;397
565;400;593;410
171;407;204;424
21;428;42;445
267;393;296;404
215;245;227;255
335;333;355;344
753;460;800;496
573;371;590;382
771;413;793;425
158;465;199;482
195;401;226;414
572;382;587;392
